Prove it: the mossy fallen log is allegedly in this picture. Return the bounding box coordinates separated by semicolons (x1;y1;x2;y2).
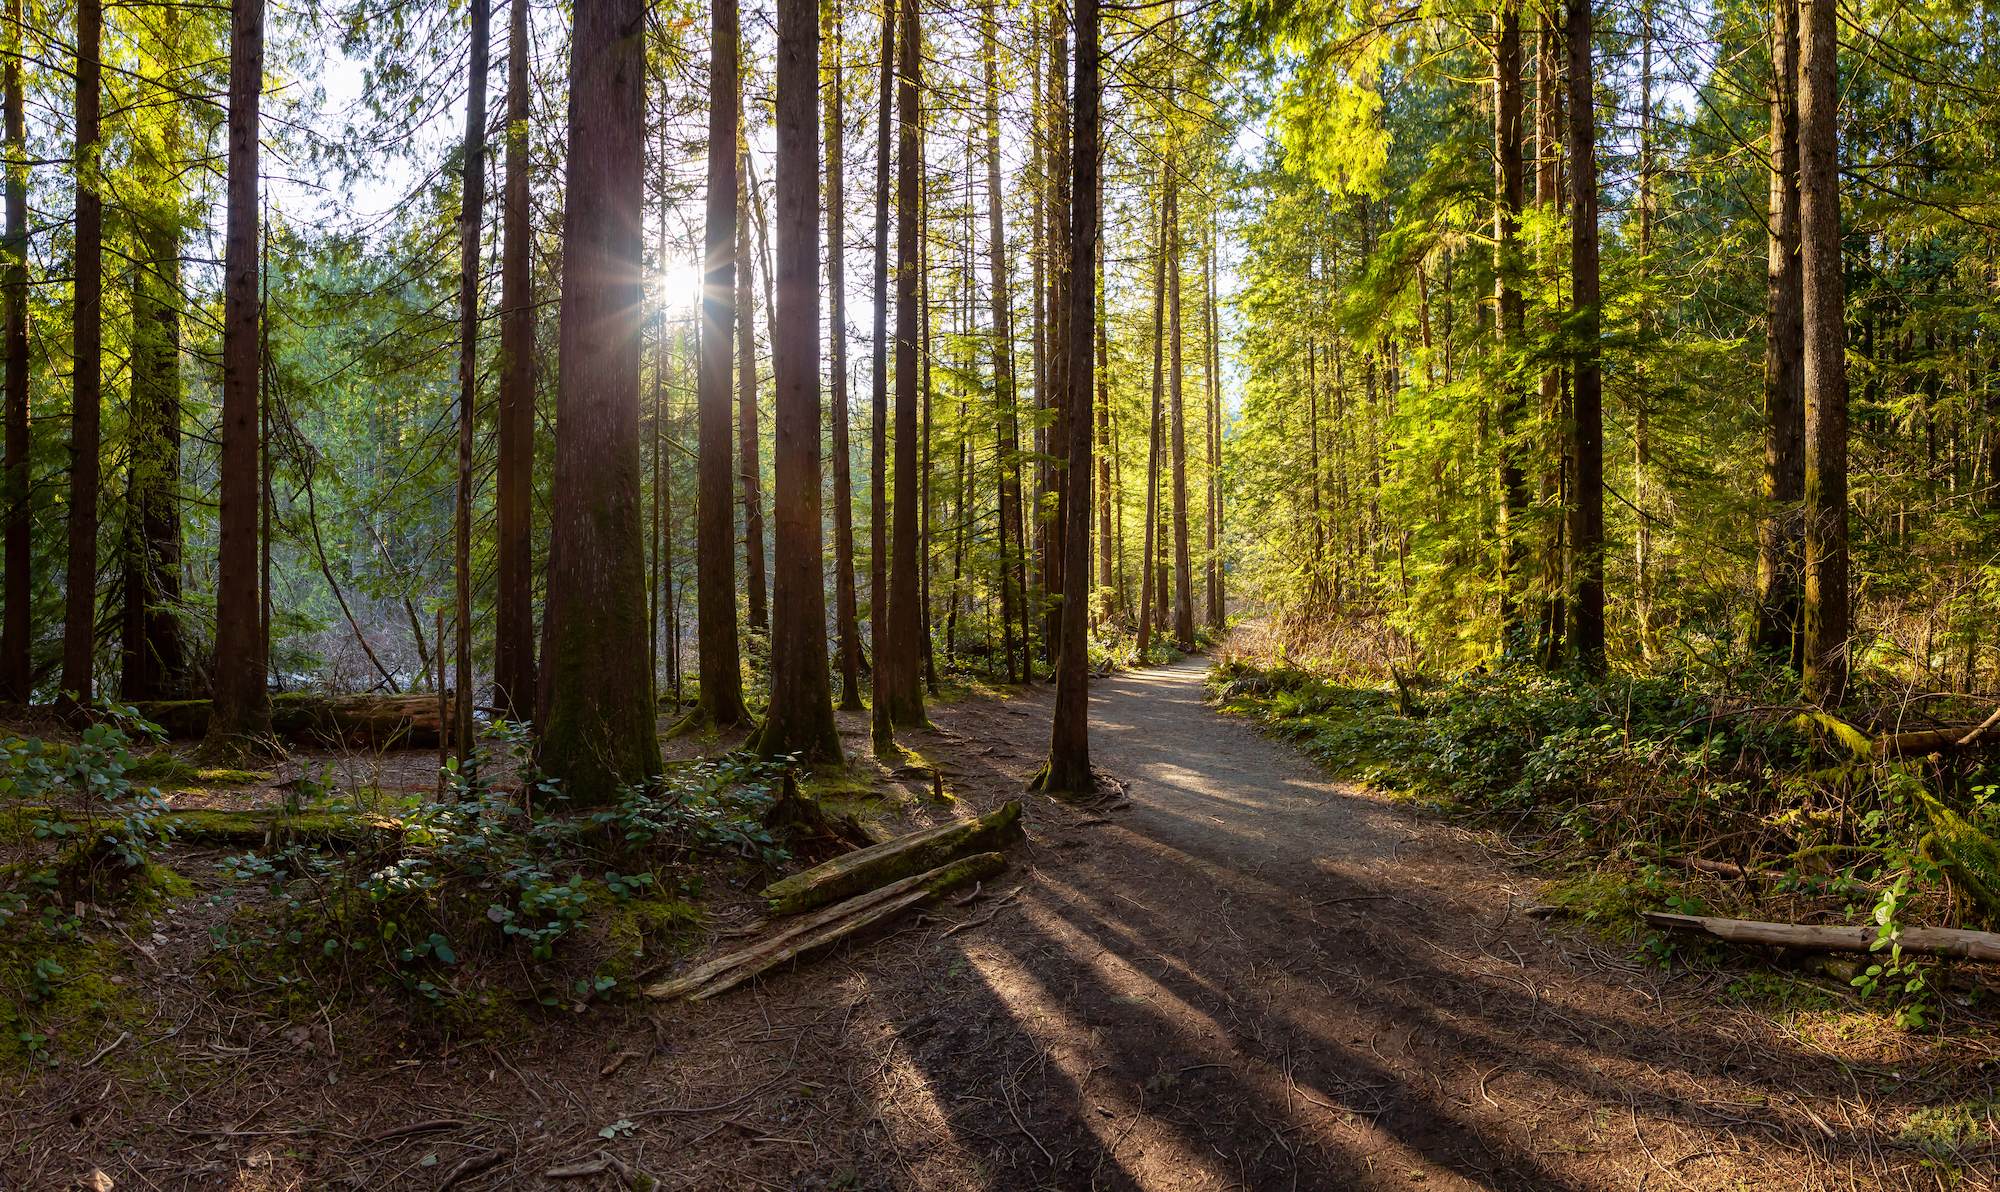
646;851;1006;1001
159;807;405;849
129;693;451;749
759;800;1023;915
1642;911;2000;963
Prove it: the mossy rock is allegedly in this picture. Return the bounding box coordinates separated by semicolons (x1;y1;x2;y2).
760;800;1023;916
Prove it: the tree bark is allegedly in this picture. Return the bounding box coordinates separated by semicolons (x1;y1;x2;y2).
1;0;27;702
1755;0;1805;665
206;0;271;752
753;0;842;761
983;0;1023;682
1494;0;1528;648
62;0;104;706
736;152;769;636
1204;218;1223;631
882;0;925;730
1167;172;1194;651
121;220;186;700
1035;0;1096;795
868;0;895;750
453;0;491;762
1643;912;2000;964
536;0;661;800
1798;0;1848;704
1565;0;1605;673
694;0;750;729
1095;166;1113;621
1632;3;1657;661
1040;14;1071;668
1533;5;1565;668
1136;193;1166;658
825;0;864;711
494;0;536;717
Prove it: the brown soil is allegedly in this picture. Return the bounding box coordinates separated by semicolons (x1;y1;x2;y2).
7;656;1996;1189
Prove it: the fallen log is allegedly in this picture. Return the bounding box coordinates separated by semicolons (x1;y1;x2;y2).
130;693;451;749
647;851;1006;1001
159;807;406;849
759;800;1023;915
1876;705;2000;758
1642;911;2000;963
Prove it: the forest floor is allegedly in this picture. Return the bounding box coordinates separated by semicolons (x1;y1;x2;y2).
8;648;1999;1190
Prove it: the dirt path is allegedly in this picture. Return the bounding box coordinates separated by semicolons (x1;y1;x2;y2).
815;656;1958;1190
12;657;1975;1189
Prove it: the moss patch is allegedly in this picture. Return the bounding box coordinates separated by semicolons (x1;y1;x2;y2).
159;807;404;848
128;751;273;789
1541;871;1652;934
1898;1098;1999;1157
799;764;904;826
599;891;705;982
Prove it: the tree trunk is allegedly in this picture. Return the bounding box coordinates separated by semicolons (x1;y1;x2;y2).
1798;0;1848;703
753;0;842;761
825;0;864;711
453;0;490;761
536;0;661;800
1136;192;1165;658
1;0;28;702
1041;15;1071;668
1035;0;1097;796
919;178;938;696
121;220;187;700
694;0;750;729
868;0;896;750
494;0;536;716
1203;218;1223;631
62;0;104;706
882;0;926;730
207;0;270;753
1754;0;1804;665
1565;0;1605;673
1025;10;1045;679
1167;171;1194;651
982;0;1022;683
1494;0;1528;648
736;152;769;636
1632;4;1657;661
1095;167;1113;619
1533;6;1565;669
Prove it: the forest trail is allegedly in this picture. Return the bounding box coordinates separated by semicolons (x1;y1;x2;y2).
14;656;1951;1191
819;653;1932;1190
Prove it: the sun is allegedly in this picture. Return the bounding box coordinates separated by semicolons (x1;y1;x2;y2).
655;260;704;312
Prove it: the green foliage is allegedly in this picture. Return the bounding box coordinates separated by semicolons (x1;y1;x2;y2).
0;708;177;1067
1217;651;1997;1028
206;730;783;1017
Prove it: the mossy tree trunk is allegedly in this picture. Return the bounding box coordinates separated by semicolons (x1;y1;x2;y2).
122;219;187;700
62;0;103;707
881;0;926;733
536;0;660;801
753;0;842;762
1036;0;1098;796
691;0;750;732
206;0;272;755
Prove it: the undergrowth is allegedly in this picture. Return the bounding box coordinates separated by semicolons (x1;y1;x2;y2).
204;722;794;1026
1210;649;2000;1032
0;704;177;1066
